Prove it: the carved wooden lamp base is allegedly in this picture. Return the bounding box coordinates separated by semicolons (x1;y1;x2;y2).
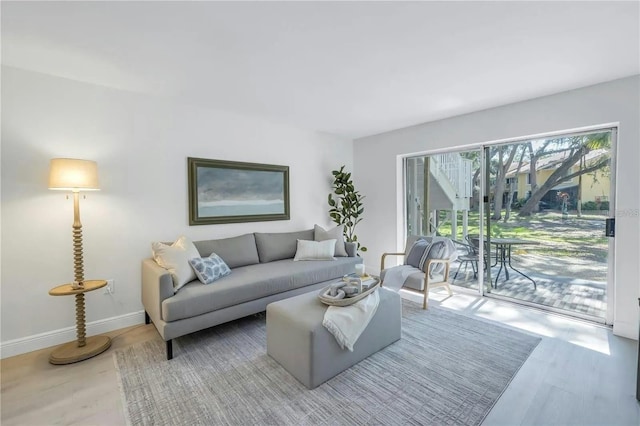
48;280;111;365
49;335;111;365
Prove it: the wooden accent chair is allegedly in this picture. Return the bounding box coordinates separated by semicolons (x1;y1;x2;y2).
379;236;457;309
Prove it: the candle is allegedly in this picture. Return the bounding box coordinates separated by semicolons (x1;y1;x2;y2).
355;263;365;277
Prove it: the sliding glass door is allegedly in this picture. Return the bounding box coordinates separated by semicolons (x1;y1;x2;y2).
403;127;616;323
483;129;615;322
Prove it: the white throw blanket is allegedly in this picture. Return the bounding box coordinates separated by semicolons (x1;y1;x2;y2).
382;264;417;291
322;290;380;352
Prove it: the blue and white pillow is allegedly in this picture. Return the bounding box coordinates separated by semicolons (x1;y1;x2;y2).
189;253;231;285
419;240;447;276
404;239;448;277
405;239;430;268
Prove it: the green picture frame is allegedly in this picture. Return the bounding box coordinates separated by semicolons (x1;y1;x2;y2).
188;157;290;225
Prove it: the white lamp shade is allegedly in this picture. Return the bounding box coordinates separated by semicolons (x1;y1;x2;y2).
48;158;100;191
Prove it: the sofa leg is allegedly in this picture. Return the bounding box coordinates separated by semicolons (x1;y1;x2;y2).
166;340;173;360
144;311;150;325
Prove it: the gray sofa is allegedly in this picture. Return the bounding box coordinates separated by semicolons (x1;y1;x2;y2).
142;229;361;359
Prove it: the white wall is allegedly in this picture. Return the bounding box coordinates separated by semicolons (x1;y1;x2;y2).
0;66;352;355
355;76;640;339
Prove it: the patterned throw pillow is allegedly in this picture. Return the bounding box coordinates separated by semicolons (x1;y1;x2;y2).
189;253;231;285
405;239;430;268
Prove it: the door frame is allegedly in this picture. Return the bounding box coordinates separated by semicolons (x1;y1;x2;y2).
400;123;618;324
479;126;617;324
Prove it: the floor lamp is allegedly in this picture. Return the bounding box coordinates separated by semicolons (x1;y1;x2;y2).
48;158;111;364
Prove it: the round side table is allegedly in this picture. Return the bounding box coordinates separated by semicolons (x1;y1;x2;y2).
48;280;112;365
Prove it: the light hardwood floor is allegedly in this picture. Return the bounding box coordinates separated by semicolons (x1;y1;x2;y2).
1;290;639;425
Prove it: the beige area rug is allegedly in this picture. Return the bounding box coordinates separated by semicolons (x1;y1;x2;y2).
114;300;540;425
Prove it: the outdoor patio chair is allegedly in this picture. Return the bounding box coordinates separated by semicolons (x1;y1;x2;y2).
467;234;497;267
379;235;458;309
452;239;478;280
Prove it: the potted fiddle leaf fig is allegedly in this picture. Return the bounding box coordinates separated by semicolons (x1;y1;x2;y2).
328;165;367;253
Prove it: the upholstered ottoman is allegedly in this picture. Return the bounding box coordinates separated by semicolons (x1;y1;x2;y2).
266;287;401;389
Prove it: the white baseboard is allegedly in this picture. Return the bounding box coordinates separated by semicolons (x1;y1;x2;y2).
0;310;146;359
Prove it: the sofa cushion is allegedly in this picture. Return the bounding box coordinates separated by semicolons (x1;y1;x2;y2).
194;233;259;269
162;257;359;322
254;229;314;263
314;224;348;257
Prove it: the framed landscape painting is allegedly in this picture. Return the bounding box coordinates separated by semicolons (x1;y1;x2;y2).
188;157;290;225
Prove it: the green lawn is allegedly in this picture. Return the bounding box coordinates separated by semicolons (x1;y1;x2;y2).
436;210;608;262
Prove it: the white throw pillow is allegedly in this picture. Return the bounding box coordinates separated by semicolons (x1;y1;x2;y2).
293;239;337;261
314;224;348;257
152;235;201;293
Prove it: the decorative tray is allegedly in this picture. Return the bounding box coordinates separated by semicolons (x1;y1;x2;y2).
341;273;374;282
318;277;380;307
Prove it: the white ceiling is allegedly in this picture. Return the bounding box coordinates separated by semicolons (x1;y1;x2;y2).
2;1;639;138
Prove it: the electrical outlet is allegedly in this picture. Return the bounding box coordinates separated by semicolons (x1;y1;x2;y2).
104;279;115;295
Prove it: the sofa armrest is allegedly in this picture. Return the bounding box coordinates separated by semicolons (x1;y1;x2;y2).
141;258;174;324
345;241;357;257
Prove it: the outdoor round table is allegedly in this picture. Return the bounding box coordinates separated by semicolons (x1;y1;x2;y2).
489;238;540;289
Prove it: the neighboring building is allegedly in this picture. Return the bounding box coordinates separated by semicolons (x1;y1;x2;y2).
505;148;610;210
